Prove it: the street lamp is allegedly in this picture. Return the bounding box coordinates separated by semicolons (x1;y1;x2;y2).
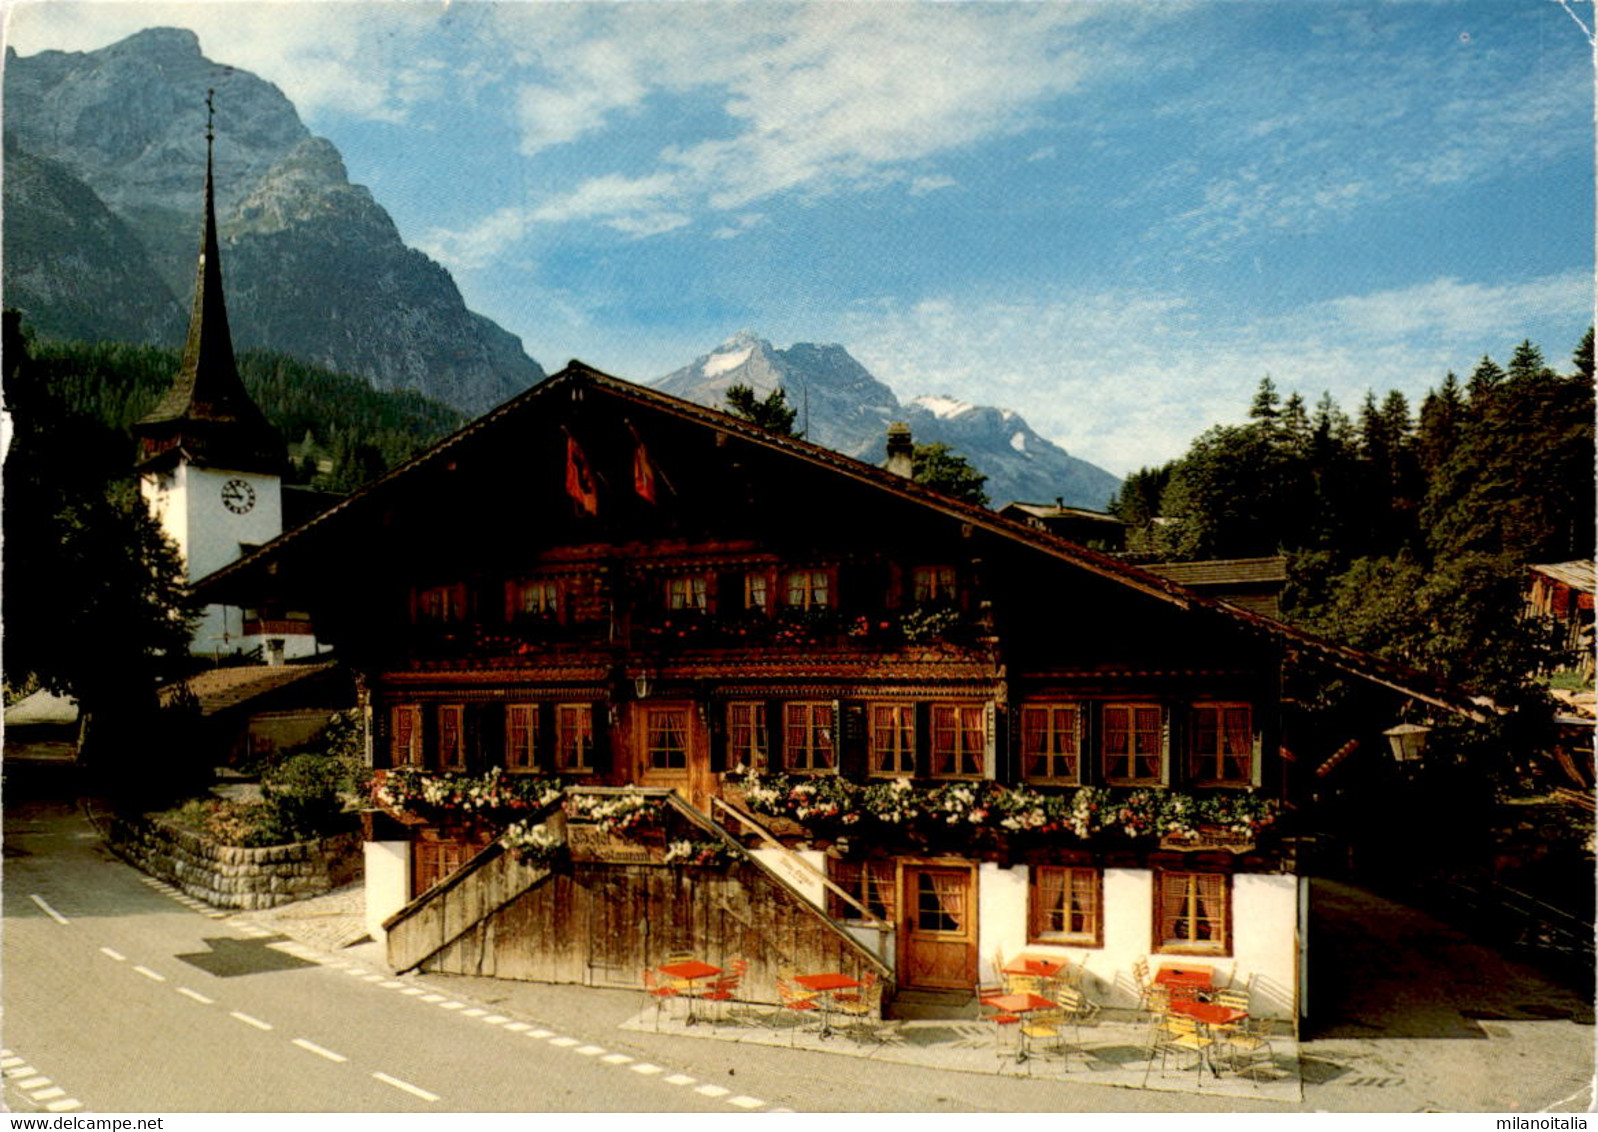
1382;722;1431;762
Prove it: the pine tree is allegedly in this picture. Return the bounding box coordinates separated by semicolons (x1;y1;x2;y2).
912;442;989;506
724;383;800;437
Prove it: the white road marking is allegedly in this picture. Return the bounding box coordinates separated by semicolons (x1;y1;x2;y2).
344;969;369;978
362;974;385;982
29;895;68;925
379;980;404;988
525;1029;554;1038
502;1022;531;1032
548;1037;580;1047
17;1077;51;1089
4;1067;39;1078
574;1045;605;1056
292;1038;347;1063
99;947;126;961
727;1095;764;1109
420;994;445;1003
482;1015;509;1024
230;1011;273;1031
373;1072;439;1102
133;965;166;982
177;987;215;1005
462;1008;487;1017
630;1063;664;1076
602;1053;635;1065
663;1074;695;1085
401;988;425;996
30;1087;65;1100
46;1099;83;1113
695;1084;729;1097
0;1057;25;1069
438;1002;465;1010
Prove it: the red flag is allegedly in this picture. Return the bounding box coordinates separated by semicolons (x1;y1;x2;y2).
565;433;598;516
631;429;657;503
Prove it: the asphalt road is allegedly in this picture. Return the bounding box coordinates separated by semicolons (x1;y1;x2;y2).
1;792;769;1113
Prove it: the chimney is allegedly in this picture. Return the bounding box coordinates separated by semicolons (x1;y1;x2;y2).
265;638;285;668
886;422;914;479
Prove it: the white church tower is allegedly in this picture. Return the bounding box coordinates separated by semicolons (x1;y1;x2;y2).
134;95;317;662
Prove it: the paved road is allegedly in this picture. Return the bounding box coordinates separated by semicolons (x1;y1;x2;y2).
1;792;777;1113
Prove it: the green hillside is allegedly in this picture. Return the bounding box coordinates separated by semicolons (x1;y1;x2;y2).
25;337;470;492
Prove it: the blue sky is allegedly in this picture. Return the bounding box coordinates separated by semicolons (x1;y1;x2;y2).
7;0;1593;475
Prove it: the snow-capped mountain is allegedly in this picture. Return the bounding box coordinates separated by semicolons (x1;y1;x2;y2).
653;332;1120;509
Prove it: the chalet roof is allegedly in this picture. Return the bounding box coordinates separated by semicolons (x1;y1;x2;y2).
1146;556;1290;587
133;129;281;476
195;361;1494;722
999;501;1125;526
160;661;338;718
1529;561;1595;592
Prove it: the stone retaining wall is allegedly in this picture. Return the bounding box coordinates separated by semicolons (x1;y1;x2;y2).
108;813;362;910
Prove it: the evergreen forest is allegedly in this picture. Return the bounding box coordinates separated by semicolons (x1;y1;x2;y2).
1113;330;1594;724
24;336;468;493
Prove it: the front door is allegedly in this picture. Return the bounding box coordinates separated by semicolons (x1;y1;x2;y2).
633;702;714;809
898;863;978;991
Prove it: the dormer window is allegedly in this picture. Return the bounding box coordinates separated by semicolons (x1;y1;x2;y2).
667;574;711;613
784;568;832;610
912;565;957;604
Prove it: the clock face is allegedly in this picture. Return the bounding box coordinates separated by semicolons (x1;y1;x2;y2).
221;478;256;514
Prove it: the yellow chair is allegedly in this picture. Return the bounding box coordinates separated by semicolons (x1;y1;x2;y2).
1142;1011;1214;1088
1219;1018;1279;1085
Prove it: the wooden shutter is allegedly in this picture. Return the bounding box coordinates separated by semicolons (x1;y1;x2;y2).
390;704;423;768
437;705;465;771
982;701;997;780
838;701;867;778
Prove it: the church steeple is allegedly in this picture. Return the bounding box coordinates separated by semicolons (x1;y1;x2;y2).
134;90;280;475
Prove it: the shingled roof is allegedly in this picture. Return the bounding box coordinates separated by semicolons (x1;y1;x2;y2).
195;361;1495;722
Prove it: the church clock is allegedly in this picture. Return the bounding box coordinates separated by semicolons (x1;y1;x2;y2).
221;478;256;514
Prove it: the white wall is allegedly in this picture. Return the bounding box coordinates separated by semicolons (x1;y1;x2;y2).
365;841;410;943
976;865;1300;1019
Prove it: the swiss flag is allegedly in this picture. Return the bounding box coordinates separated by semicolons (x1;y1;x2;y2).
631;429;657;503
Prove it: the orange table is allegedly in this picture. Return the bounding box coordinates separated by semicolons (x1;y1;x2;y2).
1003;955;1067;980
980;991;1059;1061
658;960;722;1024
1153;965;1214;996
1168;998;1247;1076
795;972;861;1038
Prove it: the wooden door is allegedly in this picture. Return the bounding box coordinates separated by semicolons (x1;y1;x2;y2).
898;863;978;991
633;702;715;809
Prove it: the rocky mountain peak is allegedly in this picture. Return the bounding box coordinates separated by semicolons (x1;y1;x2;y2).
653;333;1121;508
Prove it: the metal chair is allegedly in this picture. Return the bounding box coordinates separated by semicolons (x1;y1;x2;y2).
774;976;821;1044
697;957;748;1026
640;967;680;1031
833;972;891;1043
1218;1017;1279;1085
1142;1010;1213;1088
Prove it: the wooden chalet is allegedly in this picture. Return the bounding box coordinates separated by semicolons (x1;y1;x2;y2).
197;362;1486;1021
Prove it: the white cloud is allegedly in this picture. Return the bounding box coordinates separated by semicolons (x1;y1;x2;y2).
909;175;956;196
839;270;1592;475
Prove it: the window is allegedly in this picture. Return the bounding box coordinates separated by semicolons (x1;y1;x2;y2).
505;704;538;770
437;705;465;771
415;583;466;623
827;858;897;922
666;574;710;613
1021;703;1081;784
912;565;957;604
784;568;832;610
743;572;771;614
931;703;986;778
784;702;836;771
390;704;423;767
1156;871;1230;954
869;703;916;776
727;702;770;771
914;870;965;933
1102;703;1164;784
508;579;559;620
646;707;690;770
1189;703;1254;785
1029;866;1102;945
555;704;594;773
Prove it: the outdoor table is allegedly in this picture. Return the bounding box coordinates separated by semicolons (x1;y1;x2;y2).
794;972;861;1038
1003;955;1067;980
979;991;1059;1062
1168;998;1248;1076
657;960;722;1024
1153;964;1214;997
